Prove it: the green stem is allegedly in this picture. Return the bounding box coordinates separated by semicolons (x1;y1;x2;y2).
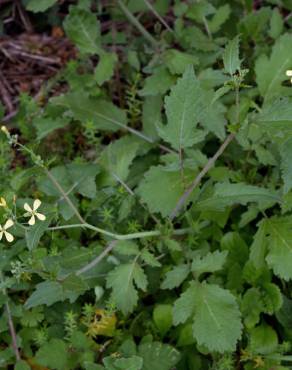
142;0;173;33
0;273;21;361
44;168;86;224
117;0;159;47
48;223;191;240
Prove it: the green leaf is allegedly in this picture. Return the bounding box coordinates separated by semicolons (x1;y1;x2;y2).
177;323;196;347
106;262;148;315
25;0;57;12
142;96;162;140
173;283;197;325
60;247;94;270
25;281;64;309
39;163;100;199
15;360;31;370
249;324;278;355
64;6;101;54
200;90;226;140
209;4;231;33
21;307;44;327
153;304;173;337
163;49;198;75
25;216;51;251
276;295;292;329
249;219;268;270
99;136;140;184
194;282;242;353
241;288;263;329
140;250;161;267
139;67;176;96
269;8;283;39
114;241;139;256
173;281;242;353
255;34;292;101
138;165;195;217
161;264;190;289
113;356;143;370
196;183;280;211
138;341;180;370
157;66;205;151
266;217;292;280
280;137;292;193
84;363;104;370
94;52;117;86
62;274;88;303
55;93;127;132
33;117;69;141
255;98;292;133
191;250;228;278
241;284;282;329
35;339;67;369
223;36;241;75
239;7;271;42
262;283;283;315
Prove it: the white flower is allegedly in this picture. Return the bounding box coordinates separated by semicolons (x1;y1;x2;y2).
24;199;46;226
0;219;14;242
286;70;292;77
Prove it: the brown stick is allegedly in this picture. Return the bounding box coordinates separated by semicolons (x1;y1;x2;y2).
15;0;33;33
0;73;14;112
7;49;61;65
169;132;236;220
5;301;21;361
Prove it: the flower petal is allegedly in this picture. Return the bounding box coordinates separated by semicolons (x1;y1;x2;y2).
28;215;35;226
4;231;14;243
4;219;14;230
36;213;46;221
33;199;41;211
0;231;3;241
0;197;7;207
24;203;33;213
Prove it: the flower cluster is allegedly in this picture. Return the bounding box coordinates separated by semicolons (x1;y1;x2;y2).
0;198;46;243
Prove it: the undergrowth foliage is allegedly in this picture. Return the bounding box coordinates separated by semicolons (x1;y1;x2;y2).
1;1;292;369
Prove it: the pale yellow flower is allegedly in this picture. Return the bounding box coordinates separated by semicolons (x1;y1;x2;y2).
0;197;7;207
0;219;14;242
1;126;9;135
286;70;292;77
24;199;46;226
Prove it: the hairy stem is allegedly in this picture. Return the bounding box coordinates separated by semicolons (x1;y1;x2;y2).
142;0;173;33
48;223;191;240
76;240;118;275
94;111;175;154
170;81;241;221
0;273;21;361
5;302;21;361
169;132;236;220
45;164;191;241
117;0;159;47
44;168;86;224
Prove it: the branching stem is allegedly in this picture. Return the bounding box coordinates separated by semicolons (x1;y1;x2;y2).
48;223;191;240
169;133;236;220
